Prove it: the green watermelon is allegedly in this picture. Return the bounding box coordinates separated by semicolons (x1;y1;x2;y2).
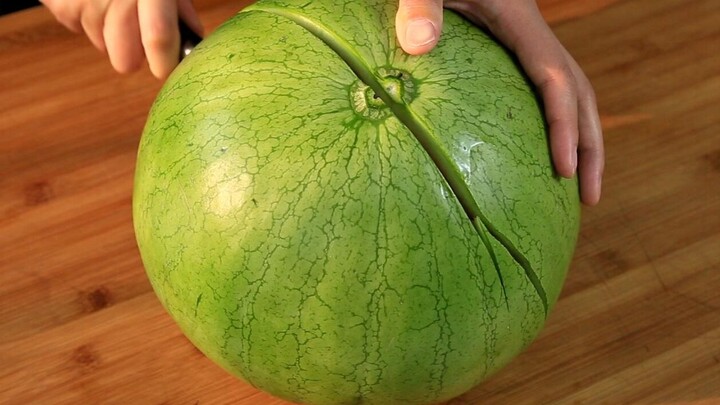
133;0;580;404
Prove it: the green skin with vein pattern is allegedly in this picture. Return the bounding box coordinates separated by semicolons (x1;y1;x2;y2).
133;0;580;404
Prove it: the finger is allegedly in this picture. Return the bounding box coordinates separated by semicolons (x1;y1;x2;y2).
80;0;110;52
577;112;604;206
444;0;493;27
479;4;580;178
566;54;604;205
40;0;83;32
443;1;602;203
138;0;179;79
540;61;579;179
178;0;204;36
517;41;580;179
396;0;443;55
104;0;144;74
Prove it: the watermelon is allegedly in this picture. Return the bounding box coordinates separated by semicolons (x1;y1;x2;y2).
133;0;580;404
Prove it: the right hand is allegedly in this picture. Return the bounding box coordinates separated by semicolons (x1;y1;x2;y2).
41;0;203;79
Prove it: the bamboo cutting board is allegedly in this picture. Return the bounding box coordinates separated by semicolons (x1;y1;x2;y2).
1;0;719;404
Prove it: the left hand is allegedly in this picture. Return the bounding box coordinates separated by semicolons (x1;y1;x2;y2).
395;0;604;206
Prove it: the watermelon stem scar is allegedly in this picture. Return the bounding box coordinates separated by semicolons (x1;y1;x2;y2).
249;6;549;316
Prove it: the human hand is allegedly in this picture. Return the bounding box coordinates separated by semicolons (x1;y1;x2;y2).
395;0;604;206
40;0;203;79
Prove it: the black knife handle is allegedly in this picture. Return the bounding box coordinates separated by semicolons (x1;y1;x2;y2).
179;18;203;61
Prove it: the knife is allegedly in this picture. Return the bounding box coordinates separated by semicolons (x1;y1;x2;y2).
179;18;203;61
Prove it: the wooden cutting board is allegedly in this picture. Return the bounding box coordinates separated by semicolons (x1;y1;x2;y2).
1;0;719;404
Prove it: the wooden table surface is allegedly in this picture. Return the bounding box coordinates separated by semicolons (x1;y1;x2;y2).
1;0;719;404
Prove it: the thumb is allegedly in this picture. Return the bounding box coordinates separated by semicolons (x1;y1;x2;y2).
396;0;443;55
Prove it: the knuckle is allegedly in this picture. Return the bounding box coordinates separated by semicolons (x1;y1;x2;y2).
114;59;141;74
150;63;173;80
52;8;82;32
581;82;598;105
80;4;104;26
110;51;143;74
142;20;175;51
79;10;102;33
546;116;568;133
58;17;82;33
543;64;578;98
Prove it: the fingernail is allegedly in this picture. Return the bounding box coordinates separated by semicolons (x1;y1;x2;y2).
406;19;437;47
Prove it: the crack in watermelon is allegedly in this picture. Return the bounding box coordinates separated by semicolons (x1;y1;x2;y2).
249;5;549;315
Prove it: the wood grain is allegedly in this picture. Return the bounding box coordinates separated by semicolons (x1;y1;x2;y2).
1;0;719;404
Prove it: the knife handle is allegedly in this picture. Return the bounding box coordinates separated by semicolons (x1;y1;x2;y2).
179;18;203;61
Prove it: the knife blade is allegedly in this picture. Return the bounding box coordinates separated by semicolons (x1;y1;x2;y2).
179;18;203;61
